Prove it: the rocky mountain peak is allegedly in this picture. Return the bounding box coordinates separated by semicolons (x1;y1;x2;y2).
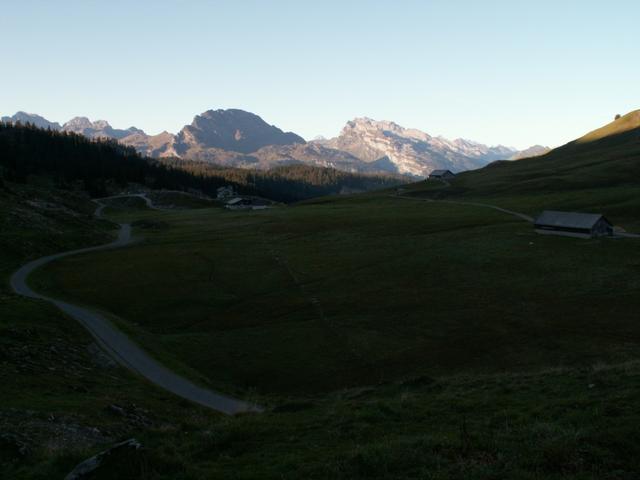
509;144;550;160
1;112;62;130
63;117;93;129
3;108;546;178
62;117;145;140
175;108;305;154
344;117;432;142
346;117;402;133
92;119;111;130
315;117;527;177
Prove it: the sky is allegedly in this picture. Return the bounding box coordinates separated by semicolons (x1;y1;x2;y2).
1;1;639;149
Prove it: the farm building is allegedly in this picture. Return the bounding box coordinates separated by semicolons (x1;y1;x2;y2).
429;169;455;180
534;210;613;238
225;197;272;210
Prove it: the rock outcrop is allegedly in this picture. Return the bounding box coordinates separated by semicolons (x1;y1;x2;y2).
173;109;305;155
62;117;144;140
314;117;522;176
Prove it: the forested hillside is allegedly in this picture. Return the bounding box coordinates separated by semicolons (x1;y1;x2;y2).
0;122;403;202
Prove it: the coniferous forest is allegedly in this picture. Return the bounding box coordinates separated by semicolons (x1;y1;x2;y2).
0;122;403;202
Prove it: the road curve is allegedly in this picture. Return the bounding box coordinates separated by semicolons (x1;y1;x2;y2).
10;194;262;415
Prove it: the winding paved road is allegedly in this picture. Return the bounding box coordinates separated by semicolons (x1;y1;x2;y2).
10;194;261;415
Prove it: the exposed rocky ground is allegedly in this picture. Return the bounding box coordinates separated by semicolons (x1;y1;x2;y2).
0;298;157;467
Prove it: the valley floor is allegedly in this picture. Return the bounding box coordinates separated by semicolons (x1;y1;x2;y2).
3;182;640;478
33;190;640;396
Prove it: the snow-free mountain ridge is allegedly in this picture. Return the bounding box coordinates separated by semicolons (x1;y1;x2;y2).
314;117;529;176
2;110;547;177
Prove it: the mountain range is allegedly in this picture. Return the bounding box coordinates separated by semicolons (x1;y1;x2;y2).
1;110;548;177
314;118;542;176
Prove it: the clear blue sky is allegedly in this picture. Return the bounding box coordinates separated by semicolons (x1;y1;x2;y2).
1;0;638;149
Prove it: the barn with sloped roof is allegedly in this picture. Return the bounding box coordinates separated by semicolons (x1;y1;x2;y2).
534;210;613;238
428;169;455;180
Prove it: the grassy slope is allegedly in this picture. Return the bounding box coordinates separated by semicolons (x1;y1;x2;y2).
406;112;640;229
578;110;640;143
136;362;640;480
0;184;223;479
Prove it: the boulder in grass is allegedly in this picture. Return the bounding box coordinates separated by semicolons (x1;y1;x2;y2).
65;438;143;480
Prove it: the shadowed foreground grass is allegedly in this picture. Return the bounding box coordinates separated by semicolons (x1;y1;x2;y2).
19;360;640;479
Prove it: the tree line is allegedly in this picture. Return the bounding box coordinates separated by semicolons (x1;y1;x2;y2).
0;122;402;202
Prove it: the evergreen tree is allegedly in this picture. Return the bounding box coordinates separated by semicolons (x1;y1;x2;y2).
0;122;403;202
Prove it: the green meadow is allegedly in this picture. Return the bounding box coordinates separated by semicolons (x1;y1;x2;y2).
14;182;640;479
33;189;640;398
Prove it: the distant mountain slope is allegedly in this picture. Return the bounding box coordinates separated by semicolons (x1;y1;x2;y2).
174;109;305;155
1;112;62;130
0;123;402;202
3;109;543;177
150;142;381;174
62;117;144;140
509;145;550;160
120;109;401;174
1;112;144;140
119;131;179;158
313;118;538;176
251;143;382;173
121;109;320;165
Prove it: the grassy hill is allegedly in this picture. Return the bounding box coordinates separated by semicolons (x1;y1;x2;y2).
403;110;640;230
577;110;640;143
0;184;225;478
439;111;640;197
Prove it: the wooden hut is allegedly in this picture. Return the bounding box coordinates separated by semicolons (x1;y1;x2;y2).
428;169;455;180
534;210;613;238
